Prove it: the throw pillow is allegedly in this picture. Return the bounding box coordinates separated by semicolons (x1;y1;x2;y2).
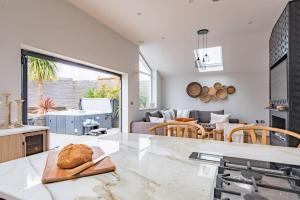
145;110;163;122
198;110;224;123
189;110;199;122
216;122;225;131
161;109;175;121
176;109;190;118
149;116;165;123
210;113;230;124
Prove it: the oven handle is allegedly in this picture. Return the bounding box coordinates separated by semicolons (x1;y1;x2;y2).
22;135;26;157
274;132;287;142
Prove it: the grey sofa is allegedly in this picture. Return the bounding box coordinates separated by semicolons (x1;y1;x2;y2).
130;109;239;134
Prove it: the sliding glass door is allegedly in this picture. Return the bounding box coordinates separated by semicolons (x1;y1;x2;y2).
21;50;122;135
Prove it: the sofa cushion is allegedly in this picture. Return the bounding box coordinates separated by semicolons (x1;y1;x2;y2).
229;118;239;123
177;109;190;118
161;109;176;121
145;110;163;122
210;113;230;124
189;110;200;122
149;116;165;123
198;110;224;123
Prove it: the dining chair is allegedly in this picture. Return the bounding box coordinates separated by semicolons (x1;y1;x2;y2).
228;125;300;148
149;122;205;139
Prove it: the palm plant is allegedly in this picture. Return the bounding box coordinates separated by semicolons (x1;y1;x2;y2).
28;56;57;100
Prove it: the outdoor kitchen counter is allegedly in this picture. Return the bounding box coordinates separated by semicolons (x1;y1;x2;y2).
0;133;299;200
46;110;111;116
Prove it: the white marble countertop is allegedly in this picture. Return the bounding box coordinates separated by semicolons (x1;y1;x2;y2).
0;133;299;200
0;125;49;137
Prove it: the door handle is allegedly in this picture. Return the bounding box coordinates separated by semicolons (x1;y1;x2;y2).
22;138;26;157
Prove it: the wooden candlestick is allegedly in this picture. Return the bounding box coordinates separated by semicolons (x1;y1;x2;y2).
1;93;11;128
3;101;12;128
1;93;11;105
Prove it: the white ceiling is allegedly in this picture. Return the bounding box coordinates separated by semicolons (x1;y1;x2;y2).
66;0;289;76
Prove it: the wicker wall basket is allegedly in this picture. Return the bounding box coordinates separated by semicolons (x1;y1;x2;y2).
214;82;222;90
199;94;211;103
186;82;202;98
216;88;228;100
227;86;236;94
187;82;236;103
208;87;217;96
202;86;209;94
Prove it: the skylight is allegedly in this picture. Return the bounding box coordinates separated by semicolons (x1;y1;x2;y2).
194;46;223;72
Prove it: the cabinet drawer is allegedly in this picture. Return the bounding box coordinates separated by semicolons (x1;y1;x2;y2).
46;115;57;133
56;115;66;134
94;114;104;124
66;116;75;134
74;116;82;135
0;134;23;163
95;114;112;129
0;130;49;163
103;114;112;129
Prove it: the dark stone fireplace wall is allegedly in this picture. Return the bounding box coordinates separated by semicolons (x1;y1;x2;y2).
269;0;300;147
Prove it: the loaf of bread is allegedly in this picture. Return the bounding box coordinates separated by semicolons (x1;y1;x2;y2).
57;144;93;169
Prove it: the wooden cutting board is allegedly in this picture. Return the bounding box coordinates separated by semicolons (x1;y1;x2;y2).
42;146;116;184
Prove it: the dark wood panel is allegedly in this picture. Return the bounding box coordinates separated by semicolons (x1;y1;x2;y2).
269;4;289;67
288;0;300;147
269;1;300;147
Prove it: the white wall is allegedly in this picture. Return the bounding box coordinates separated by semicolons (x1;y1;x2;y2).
0;0;141;131
162;71;269;124
161;29;270;124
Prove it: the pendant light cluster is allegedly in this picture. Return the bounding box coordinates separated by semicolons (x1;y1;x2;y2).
195;29;210;69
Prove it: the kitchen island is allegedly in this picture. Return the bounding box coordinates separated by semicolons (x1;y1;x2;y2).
0;133;299;200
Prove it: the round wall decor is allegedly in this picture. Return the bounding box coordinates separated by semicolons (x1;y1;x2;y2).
216;88;228;100
214;82;222;90
187;82;236;103
208;87;217;96
227;86;236;94
186;82;202;98
202;86;209;94
199;94;211;103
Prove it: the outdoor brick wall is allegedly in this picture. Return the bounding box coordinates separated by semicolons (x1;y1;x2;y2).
28;78;98;109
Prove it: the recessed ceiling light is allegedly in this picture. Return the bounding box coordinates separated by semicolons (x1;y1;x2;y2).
212;0;220;2
137;12;142;16
161;36;166;40
188;0;194;3
248;21;254;25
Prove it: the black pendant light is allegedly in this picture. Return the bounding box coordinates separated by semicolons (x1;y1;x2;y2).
195;29;209;69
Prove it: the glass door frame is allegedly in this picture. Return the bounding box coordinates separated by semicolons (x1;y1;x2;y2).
21;49;122;130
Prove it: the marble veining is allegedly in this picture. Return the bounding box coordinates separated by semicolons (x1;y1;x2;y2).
0;133;299;200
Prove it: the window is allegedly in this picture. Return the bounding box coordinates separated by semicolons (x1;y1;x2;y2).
194;46;223;72
139;54;153;109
